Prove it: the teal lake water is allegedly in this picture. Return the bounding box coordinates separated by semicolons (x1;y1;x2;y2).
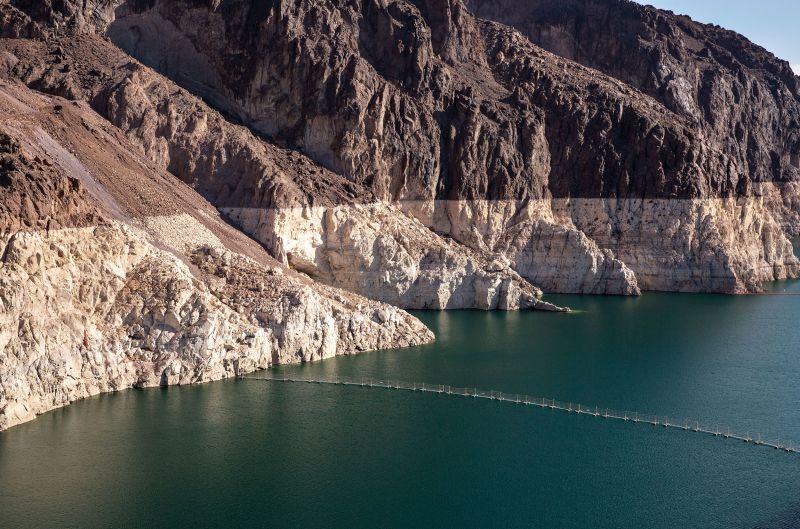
3;281;800;527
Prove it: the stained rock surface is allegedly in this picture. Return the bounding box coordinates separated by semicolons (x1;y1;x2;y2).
0;76;433;431
1;0;800;429
7;0;792;294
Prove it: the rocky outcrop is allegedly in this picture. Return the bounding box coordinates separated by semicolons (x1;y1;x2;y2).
0;220;432;431
497;213;639;295
1;223;262;430
554;198;797;292
401;198;641;295
225;203;565;310
0;76;434;431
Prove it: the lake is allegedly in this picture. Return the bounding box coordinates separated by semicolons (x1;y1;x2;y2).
2;280;800;527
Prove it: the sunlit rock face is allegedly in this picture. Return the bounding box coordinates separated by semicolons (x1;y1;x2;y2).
2;0;800;430
94;0;798;293
0;76;432;431
6;0;799;297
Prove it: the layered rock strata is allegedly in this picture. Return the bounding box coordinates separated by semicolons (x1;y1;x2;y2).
2;21;570;303
2;0;800;431
0;77;433;431
25;0;794;294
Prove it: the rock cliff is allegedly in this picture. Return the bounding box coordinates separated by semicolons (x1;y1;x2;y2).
9;0;791;294
2;0;800;429
3;19;565;306
465;0;800;191
0;76;433;431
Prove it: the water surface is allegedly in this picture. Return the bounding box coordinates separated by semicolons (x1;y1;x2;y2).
2;283;800;528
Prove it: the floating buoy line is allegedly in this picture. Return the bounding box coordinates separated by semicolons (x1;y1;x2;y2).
243;375;799;455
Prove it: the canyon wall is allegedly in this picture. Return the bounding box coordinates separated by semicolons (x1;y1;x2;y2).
0;75;433;431
465;0;800;189
2;0;800;429
86;0;800;292
6;0;796;297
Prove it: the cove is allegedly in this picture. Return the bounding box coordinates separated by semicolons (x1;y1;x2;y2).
2;285;800;528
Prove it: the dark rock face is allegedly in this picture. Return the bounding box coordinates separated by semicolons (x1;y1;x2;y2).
100;0;729;200
2;0;799;294
10;0;799;201
465;0;800;189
